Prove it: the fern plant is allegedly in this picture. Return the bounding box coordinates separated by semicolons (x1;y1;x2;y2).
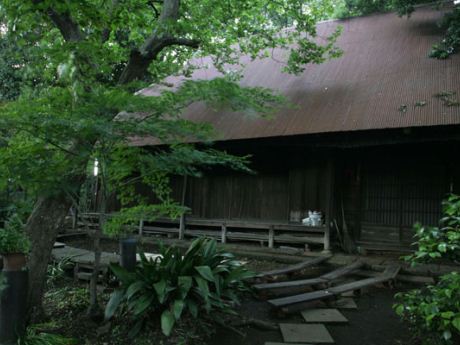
105;238;253;337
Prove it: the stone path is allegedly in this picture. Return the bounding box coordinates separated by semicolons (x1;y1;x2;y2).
263;295;358;345
279;324;334;343
301;309;348;323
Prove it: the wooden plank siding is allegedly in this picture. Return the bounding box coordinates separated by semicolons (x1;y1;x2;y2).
340;145;453;248
180;163;330;223
109;139;460;250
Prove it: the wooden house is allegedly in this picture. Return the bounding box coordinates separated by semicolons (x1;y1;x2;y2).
130;5;460;252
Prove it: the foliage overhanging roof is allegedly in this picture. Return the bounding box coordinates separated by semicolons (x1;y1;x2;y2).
135;4;460;145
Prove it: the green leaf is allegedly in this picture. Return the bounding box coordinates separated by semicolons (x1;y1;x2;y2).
441;311;455;319
105;289;125;320
172;299;185;320
126;281;145;300
186;299;199;318
128;319;144;338
131;295;154;316
154;280;168;304
109;264;135;285
443;330;452;340
438;243;447;253
203;239;217;258
161;310;175;336
195;266;215;282
178;276;193;299
394;304;404;316
452;317;460;332
194;276;210;299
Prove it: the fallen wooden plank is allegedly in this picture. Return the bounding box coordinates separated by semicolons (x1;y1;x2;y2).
253;260;364;297
321;260;364;280
269;265;400;312
256;255;332;279
254;277;326;297
354;269;435;285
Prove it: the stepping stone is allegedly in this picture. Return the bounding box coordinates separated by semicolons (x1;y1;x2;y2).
331;298;358;309
280;324;334;343
301;309;348;323
265;343;312;345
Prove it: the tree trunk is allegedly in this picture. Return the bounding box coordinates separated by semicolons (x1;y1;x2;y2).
26;193;73;321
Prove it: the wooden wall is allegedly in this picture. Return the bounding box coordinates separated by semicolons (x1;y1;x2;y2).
178;160;330;222
340;143;456;247
130;137;460;249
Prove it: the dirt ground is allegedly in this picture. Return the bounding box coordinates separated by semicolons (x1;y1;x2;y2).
207;286;414;345
61;236;416;345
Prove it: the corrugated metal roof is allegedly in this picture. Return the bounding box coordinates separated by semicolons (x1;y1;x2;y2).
135;5;460;145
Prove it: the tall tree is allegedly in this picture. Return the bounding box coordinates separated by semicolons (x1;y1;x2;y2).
0;0;341;320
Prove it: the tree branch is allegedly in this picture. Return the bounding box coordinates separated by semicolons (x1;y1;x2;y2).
148;1;160;18
102;0;120;43
46;8;84;42
118;0;200;84
32;1;84;42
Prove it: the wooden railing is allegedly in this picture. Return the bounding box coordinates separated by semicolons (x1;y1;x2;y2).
72;212;331;253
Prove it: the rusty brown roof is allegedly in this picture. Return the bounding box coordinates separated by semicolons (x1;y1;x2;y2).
135;5;460;145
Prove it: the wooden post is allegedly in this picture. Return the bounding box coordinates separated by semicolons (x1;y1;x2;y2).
221;223;227;244
268;225;275;248
324;225;331;252
323;159;335;254
138;219;144;236
179;175;188;240
179;214;185;240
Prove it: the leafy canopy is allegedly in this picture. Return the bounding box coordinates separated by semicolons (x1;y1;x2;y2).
0;0;342;225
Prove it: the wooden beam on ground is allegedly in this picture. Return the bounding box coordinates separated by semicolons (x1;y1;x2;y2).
255;255;332;280
354;269;435;285
320;260;364;280
254;260;364;297
269;265;400;313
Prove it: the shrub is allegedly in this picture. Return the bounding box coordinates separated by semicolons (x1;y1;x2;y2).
406;194;460;264
0;214;30;254
105;238;253;337
394;272;460;345
18;324;78;345
394;195;460;344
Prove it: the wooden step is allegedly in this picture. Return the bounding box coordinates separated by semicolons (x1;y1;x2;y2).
254;260;364;297
269;265;400;313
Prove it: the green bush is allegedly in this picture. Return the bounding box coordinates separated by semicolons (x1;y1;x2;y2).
394;195;460;344
105;238;253;337
19;323;78;345
0;214;30;254
394;272;460;345
406;195;460;264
